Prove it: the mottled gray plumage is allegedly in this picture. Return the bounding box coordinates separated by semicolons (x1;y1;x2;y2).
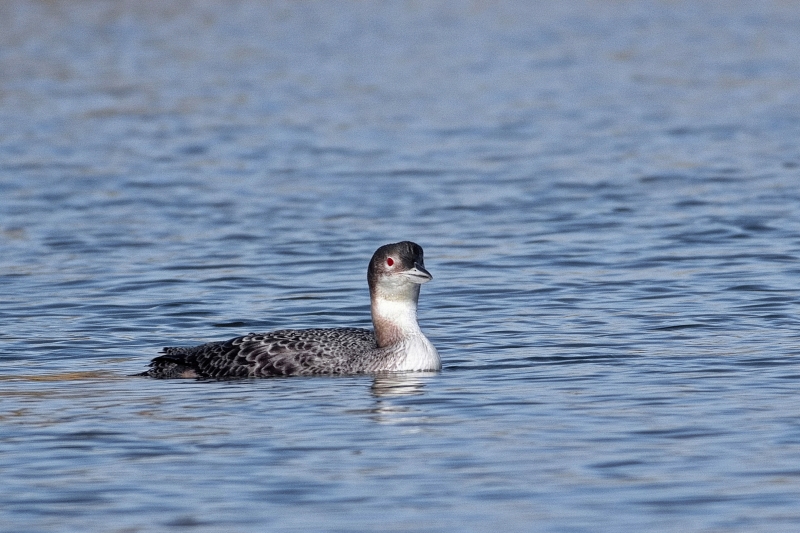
148;328;380;378
141;241;440;379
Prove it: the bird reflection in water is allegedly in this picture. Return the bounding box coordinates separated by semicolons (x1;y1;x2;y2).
370;371;436;397
365;372;438;425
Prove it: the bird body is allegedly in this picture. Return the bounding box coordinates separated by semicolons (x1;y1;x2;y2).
142;241;439;378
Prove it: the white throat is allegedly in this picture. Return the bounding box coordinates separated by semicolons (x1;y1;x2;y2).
371;297;422;339
370;296;440;371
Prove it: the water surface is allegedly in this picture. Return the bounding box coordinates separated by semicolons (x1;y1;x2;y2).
2;1;800;531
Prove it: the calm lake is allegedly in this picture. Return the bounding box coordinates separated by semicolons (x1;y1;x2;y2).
2;1;800;531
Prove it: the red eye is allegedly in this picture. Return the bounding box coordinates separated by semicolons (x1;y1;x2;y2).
386;257;394;266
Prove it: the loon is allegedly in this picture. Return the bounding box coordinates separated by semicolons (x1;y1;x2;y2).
141;241;440;378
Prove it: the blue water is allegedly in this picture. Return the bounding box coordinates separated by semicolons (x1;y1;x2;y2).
3;1;800;531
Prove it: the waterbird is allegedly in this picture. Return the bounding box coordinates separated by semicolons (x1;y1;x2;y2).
140;241;439;378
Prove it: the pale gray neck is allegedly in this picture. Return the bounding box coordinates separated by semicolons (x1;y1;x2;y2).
370;287;422;347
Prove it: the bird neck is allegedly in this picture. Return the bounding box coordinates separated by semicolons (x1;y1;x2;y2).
370;290;422;347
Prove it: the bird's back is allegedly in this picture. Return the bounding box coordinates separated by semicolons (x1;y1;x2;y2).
145;328;377;378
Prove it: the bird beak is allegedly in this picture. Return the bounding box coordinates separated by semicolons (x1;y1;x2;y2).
402;262;432;284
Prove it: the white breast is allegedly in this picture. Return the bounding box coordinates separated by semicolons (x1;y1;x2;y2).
395;333;441;371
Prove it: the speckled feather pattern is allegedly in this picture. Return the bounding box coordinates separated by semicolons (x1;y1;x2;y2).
147;328;389;378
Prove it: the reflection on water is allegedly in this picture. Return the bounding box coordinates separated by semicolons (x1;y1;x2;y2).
364;372;437;426
370;372;434;398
